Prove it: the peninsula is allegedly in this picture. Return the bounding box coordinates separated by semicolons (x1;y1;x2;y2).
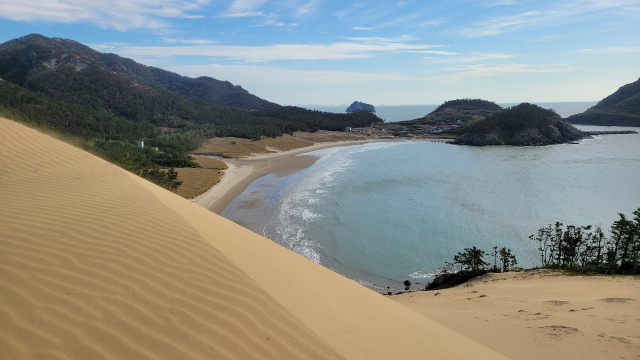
452;103;588;146
567;77;640;126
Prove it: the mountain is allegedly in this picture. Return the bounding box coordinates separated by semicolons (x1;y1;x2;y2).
0;34;278;111
346;101;375;113
0;34;382;190
566;77;640;126
453;103;588;146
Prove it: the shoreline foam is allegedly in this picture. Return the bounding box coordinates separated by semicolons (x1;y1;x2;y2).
193;139;394;214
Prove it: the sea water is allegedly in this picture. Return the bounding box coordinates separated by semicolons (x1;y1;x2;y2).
222;124;639;292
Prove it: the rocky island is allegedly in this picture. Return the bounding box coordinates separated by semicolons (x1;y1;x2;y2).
346;101;375;113
567;77;640;126
375;98;501;137
411;98;502;125
453;103;588;146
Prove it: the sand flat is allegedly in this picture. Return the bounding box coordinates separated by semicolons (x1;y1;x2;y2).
393;270;640;360
0;117;505;359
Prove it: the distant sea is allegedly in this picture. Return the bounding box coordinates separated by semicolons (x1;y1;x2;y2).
306;101;597;122
222;104;639;292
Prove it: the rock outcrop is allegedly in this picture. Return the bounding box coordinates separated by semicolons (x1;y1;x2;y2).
453;103;589;146
346;101;375;113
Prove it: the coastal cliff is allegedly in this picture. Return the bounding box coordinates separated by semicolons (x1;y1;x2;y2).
453;103;588;146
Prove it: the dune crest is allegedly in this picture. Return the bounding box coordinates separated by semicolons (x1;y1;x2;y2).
0;118;504;359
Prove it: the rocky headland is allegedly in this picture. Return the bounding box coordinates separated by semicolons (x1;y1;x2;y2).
453;103;589;146
567;77;640;127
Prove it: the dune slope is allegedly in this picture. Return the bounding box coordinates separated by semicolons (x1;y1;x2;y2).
0;117;505;359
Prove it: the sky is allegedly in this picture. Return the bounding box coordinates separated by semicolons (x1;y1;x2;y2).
0;0;639;106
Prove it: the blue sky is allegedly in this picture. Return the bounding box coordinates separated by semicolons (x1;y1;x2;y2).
0;0;639;106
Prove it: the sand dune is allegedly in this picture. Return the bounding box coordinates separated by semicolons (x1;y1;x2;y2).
0;117;505;359
394;270;640;359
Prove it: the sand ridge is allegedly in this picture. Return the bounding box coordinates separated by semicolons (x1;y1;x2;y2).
394;270;640;360
0;117;505;359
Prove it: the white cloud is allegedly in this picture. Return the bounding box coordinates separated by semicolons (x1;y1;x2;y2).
406;50;459;55
457;0;640;37
430;52;521;63
0;0;209;31
162;37;218;44
578;46;640;54
410;19;448;28
352;27;374;31
431;63;578;83
100;37;447;62
166;63;421;84
293;0;320;16
222;0;268;17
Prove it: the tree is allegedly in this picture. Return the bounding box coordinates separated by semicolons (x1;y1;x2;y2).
499;247;517;272
453;246;489;271
530;224;552;266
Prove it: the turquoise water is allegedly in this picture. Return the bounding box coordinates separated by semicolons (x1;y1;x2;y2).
222;126;640;291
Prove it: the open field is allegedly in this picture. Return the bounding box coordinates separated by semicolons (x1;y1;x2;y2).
174;155;228;199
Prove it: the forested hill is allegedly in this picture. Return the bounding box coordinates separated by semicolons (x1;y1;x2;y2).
567;77;640;126
0;34;381;140
0;34;278;111
453;103;588;146
399;99;502;126
0;34;382;190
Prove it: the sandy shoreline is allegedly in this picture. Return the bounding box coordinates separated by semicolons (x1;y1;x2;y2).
193;139;392;214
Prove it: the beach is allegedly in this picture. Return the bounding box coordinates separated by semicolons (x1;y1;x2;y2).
193;138;394;214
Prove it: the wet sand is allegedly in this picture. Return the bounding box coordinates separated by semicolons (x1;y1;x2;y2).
193;140;388;214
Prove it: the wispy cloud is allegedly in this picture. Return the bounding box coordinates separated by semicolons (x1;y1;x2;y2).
409;19;448;28
0;0;209;31
457;0;640;37
222;0;268;17
167;63;421;84
162;37;218;44
99;37;448;62
293;0;320;16
432;63;578;82
430;52;521;63
352;27;373;31
578;46;640;54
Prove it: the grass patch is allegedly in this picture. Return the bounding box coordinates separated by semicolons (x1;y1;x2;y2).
193;135;314;158
174;156;228;199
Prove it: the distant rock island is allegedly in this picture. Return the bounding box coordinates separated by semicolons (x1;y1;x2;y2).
567;77;640;126
346;101;375;114
453;103;588;146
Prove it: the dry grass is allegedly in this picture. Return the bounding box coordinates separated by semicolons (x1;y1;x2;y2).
193;134;314;158
174;155;228;199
